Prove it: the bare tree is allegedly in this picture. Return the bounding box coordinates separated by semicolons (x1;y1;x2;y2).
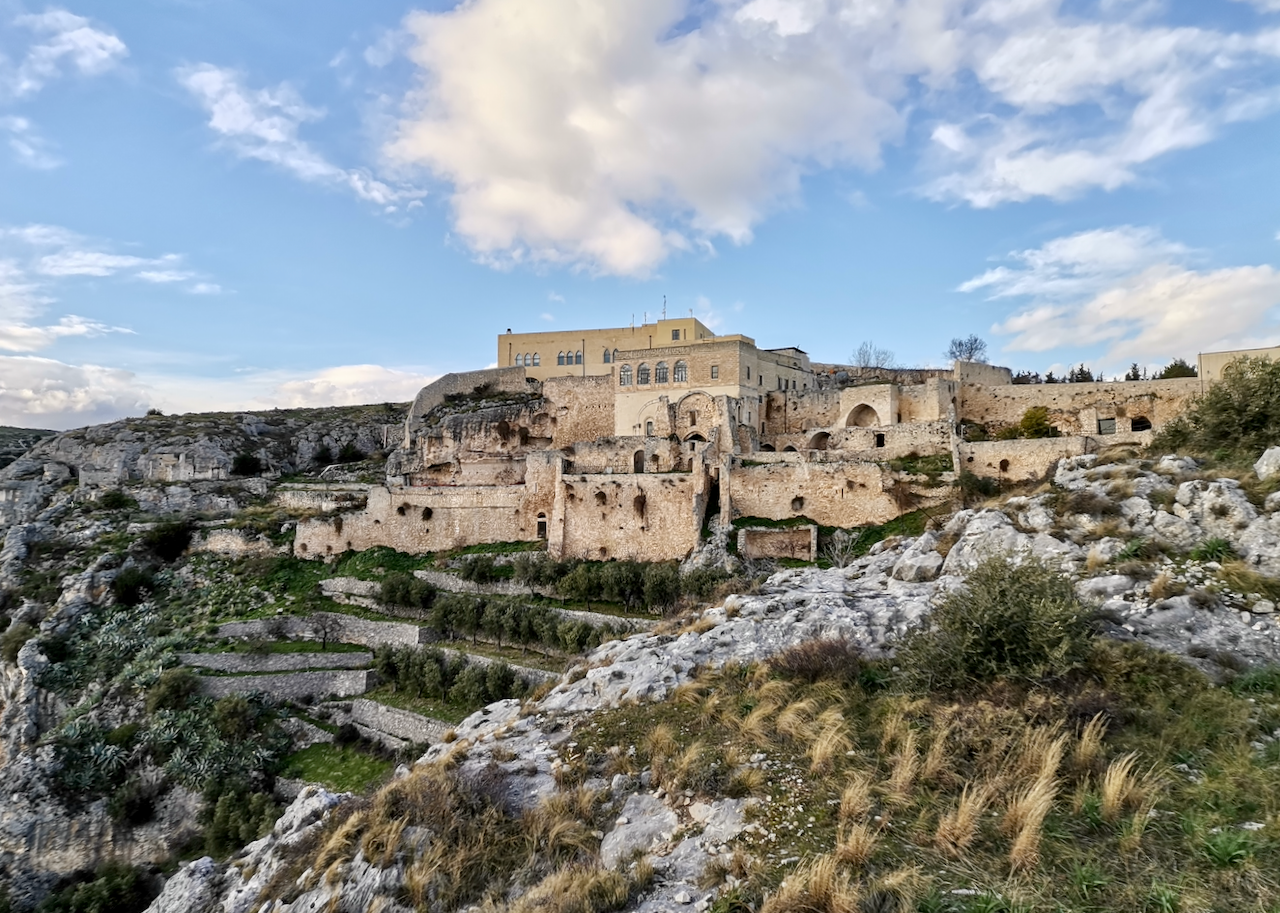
851;341;897;369
946;335;989;363
309;613;344;651
822;529;865;568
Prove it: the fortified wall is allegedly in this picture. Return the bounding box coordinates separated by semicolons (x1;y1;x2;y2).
295;330;1243;564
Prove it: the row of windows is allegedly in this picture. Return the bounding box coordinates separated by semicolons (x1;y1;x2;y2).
618;360;690;386
514;353;541;367
557;351;583;365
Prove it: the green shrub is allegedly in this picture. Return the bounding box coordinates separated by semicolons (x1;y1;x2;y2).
958;470;1000;499
313;443;334;466
458;555;499;585
1;622;36;664
380;573;437;610
95;489;137;511
1155;355;1280;460
896;556;1093;691
141;520;193;563
107;777;157;826
642;563;681;611
1190;538;1235;562
111;567;154;607
230;453;263;476
146;668;199;713
336;442;364;463
202;787;279;857
34;861;157;913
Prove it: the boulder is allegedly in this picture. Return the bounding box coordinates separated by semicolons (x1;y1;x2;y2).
601;793;678;868
1078;575;1136;600
892;532;943;582
1256;447;1280;482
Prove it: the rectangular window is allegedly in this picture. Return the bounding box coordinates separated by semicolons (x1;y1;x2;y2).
746;367;750;379
672;329;681;340
710;365;719;379
1097;418;1117;435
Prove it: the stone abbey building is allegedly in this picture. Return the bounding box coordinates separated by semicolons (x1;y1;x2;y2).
295;320;1205;563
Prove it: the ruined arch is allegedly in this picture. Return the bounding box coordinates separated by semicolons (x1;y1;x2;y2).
783;445;798;452
846;404;880;427
807;432;831;451
760;443;776;452
1131;416;1152;432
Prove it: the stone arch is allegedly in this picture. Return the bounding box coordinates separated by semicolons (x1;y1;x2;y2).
684;432;707;444
633;450;646;473
760;443;776;452
783;445;798;452
808;432;831;451
846;404;880;427
1131;416;1152;432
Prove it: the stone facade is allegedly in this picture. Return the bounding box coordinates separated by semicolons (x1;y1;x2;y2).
738;526;818;561
293;327;1220;565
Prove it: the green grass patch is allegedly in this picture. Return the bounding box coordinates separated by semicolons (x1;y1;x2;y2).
279;743;393;793
362;685;474;725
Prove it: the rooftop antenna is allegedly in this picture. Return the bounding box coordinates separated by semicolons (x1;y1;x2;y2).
662;295;667;320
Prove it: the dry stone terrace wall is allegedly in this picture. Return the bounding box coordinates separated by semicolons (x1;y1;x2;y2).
197;670;373;701
959;378;1199;434
552;469;708;562
347;698;450;743
218;615;429;648
959;437;1089;482
273;483;369;513
181;652;372;673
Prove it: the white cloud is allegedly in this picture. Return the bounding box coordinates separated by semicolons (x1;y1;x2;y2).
0;355;150;428
136;270;194;284
5;8;127;98
386;0;1280;274
0;115;58;168
0;314;125;352
265;365;437;408
188;282;222;295
539;312;554;322
37;250;154;277
177;63;425;207
965;227;1280;366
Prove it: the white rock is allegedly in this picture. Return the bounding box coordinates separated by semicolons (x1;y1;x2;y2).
1266;492;1280;514
1078;575;1136;600
1256;448;1280;482
601;793;679;869
1254;600;1276;615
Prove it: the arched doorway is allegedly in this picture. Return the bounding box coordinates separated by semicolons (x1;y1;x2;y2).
1131;416;1152;432
846;404;880;427
783;445;798;452
808;432;830;451
633;450;645;473
536;513;547;539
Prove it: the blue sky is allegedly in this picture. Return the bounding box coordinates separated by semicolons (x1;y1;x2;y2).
3;0;1280;428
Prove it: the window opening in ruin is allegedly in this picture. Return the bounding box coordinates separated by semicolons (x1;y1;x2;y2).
674;360;687;383
638;363;651;384
847;404;880;427
710;365;719;379
532;353;540;366
619;365;632;385
791;496;805;511
612;349;619;363
575;350;583;364
537;514;547;539
603;349;611;363
999;459;1010;473
634;492;647;517
686;433;706;445
784;445;797;452
634;450;645;473
515;354;523;366
746;367;750;379
1132;416;1152;432
421;507;433;520
656;361;669;383
557;352;566;365
761;444;775;451
808;432;830;451
645;420;654;436
689;410;697;426
1097;418;1117;435
595;491;607;505
875;433;886;448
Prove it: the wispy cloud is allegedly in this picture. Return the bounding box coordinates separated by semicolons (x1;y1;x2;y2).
4;8;127;99
177;63;425;211
0;115;59;168
964;226;1280;367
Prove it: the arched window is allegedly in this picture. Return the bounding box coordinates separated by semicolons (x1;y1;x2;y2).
575;350;583;365
532;353;540;366
637;363;651;384
603;349;611;364
557;352;565;365
612;349;619;363
645;420;654;436
673;360;687;383
514;354;522;366
655;361;669;384
619;365;632;385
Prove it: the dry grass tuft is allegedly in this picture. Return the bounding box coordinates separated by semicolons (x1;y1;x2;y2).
761;854;860;913
1005;778;1057;872
313;810;366;875
835;821;879;868
840;773;875;822
886;729;919;804
808;709;852;775
1100;753;1140;821
934;783;993;857
505;865;630;913
1072;713;1108;774
920;723;954;785
776;698;819;743
359;816;405;869
1150;572;1186;601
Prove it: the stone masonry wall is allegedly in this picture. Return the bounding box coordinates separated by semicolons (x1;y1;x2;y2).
959;378;1199;434
544;374;616;447
217;614;429;648
726;460;904;528
738;526;818;561
349;698;450;743
180;652;372;673
197;670;373;701
552;468;707;562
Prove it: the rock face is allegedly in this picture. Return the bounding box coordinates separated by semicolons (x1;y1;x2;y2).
1256;447;1280;481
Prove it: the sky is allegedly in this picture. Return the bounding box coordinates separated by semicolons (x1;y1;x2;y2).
3;0;1280;429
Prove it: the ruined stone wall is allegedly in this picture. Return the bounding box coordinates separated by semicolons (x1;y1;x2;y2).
551;468;707;562
218;614;429;648
838;385;899;429
767;421;951;460
959;378;1199;434
958;438;1088;481
197;670;372;701
763;389;843;436
726;460;905;528
544;375;615;447
954;362;1013;387
294;484;535;557
406;367;530;430
738;526;817;561
274;484;369;513
898;379;957;423
565;437;684;474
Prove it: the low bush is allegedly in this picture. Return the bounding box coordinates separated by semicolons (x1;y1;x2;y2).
1154;355;1280;461
95;489;137;511
142;520;193;563
111;567;154;607
202;786;279;857
34;861;158;913
336;442;364;463
380;573;437;611
768;638;865;686
458;555;500;585
230;453;263;476
145;668;199;714
896;556;1093;691
0;621;36;664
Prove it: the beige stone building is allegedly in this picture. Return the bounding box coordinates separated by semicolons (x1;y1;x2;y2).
296;324;1214;564
1198;345;1280;383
